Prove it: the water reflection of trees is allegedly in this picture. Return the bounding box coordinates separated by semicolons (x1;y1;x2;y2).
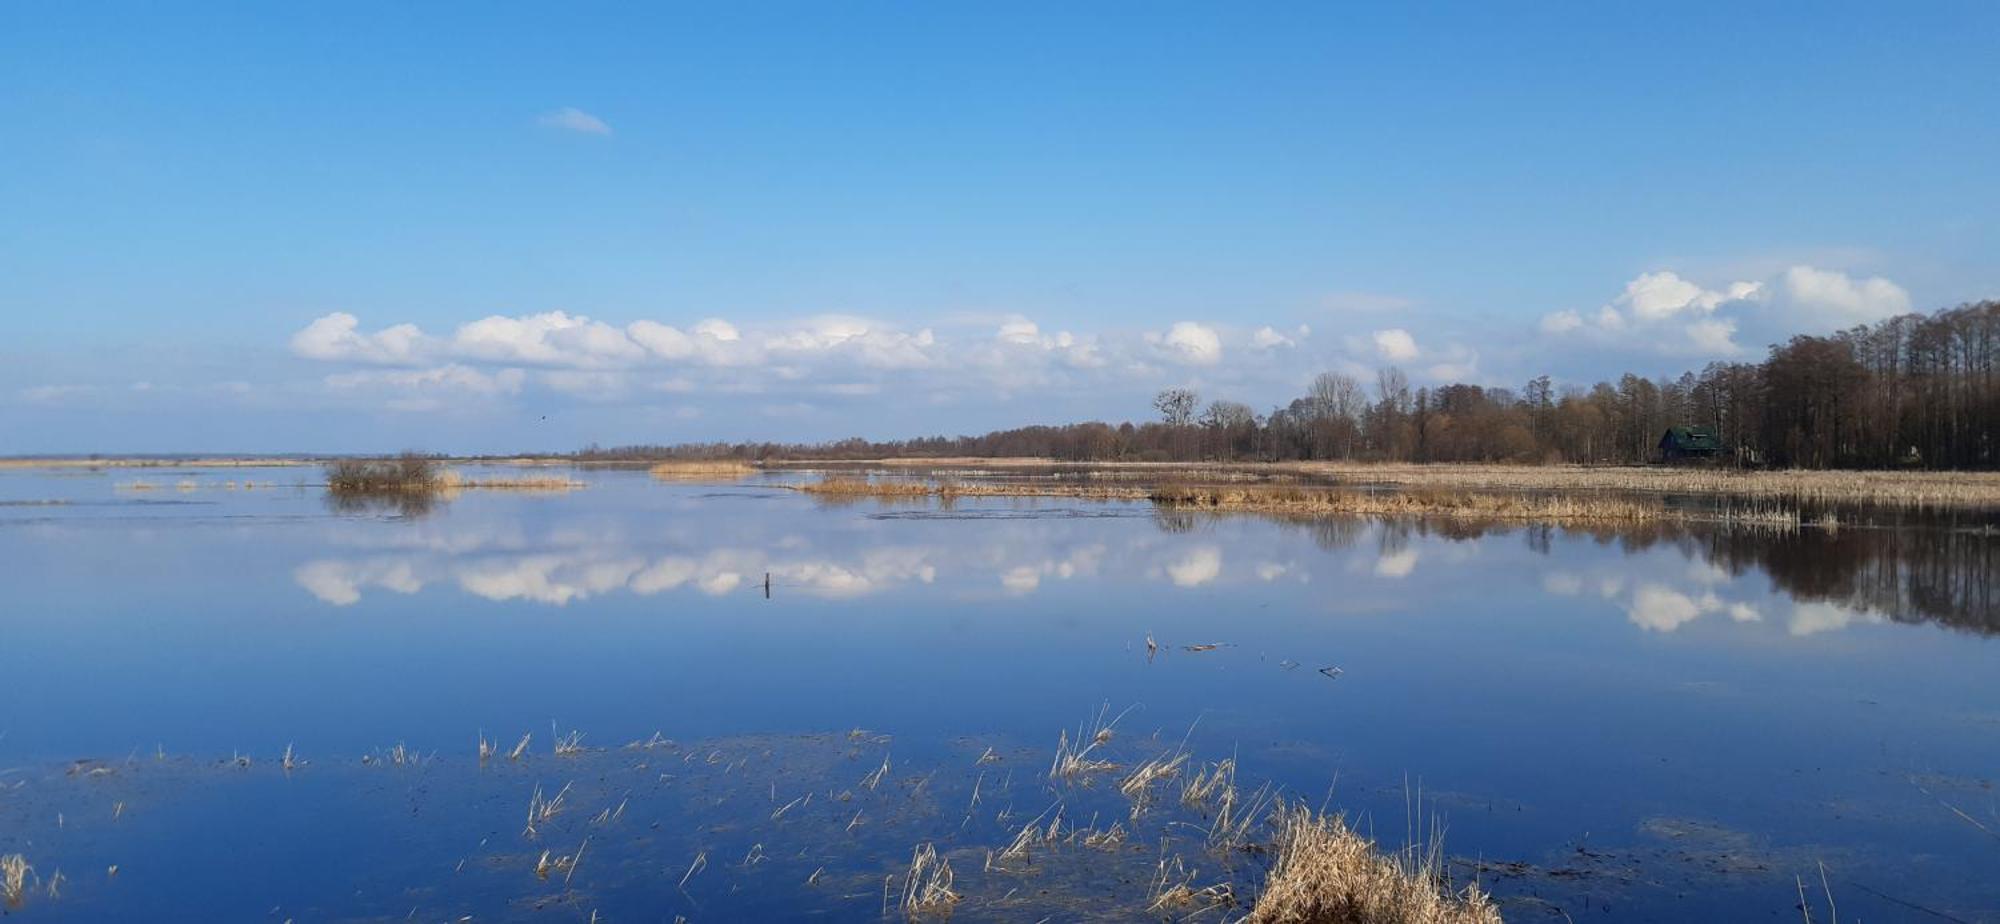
1694;523;1998;636
325;491;440;518
1230;509;1998;636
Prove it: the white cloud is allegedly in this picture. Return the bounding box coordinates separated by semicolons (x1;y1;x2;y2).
1777;266;1911;328
1542;572;1584;595
539;107;612;136
1539;310;1584;334
1000;566;1042;594
1252;326;1296;349
1373;547;1419;578
1627;584;1709;633
1372;328;1420;362
291;312;428;364
1164;546;1222;587
1788;601;1878;636
1154;322;1223;366
1543;264;1913;359
453;311;645;368
325;364;526;397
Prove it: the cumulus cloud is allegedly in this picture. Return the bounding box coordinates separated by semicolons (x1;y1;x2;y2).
292;312;427;364
279;307;1445;411
1542;265;1913;359
1164;546;1222;587
1372;328;1420;362
1252;325;1306;349
1777;266;1911;327
538;107;612;135
1152;322;1223;366
1620;582;1760;633
324;364;526;398
1373;547;1420;578
1788;601;1878;636
454;311;646;367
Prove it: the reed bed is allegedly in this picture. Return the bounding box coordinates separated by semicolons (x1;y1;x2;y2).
437;470;586;492
648;459;759;480
792;474;1800;525
790;457;2000;510
1297;461;2000;510
1245;803;1500;924
1149;484;1677;522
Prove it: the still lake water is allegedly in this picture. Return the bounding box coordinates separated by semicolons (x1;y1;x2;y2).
2;466;1996;921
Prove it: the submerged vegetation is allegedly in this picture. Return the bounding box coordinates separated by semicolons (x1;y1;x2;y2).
0;716;1525;921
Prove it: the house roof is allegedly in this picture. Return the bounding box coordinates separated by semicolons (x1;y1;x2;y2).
1662;426;1722;449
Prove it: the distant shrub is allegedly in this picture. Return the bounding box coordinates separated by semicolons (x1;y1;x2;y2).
325;453;442;495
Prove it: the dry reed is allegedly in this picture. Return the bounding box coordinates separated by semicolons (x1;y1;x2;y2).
899;843;961;919
648;459;759;480
439;469;586;492
1;854;29;907
1244;803;1500;924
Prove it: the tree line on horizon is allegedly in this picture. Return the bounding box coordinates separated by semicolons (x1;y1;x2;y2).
575;299;1998;469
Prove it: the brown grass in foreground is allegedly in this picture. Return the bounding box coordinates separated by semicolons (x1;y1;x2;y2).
1246;805;1500;924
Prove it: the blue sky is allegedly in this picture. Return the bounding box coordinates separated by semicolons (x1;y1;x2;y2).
3;2;1996;453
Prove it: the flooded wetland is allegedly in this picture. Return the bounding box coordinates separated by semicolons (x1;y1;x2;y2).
2;463;1997;922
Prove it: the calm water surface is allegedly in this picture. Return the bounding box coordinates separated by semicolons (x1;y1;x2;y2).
2;466;1996;921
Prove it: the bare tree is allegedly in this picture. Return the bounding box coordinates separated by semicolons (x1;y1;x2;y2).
1200;400;1258;429
1308;372;1365;421
1154;388;1199;427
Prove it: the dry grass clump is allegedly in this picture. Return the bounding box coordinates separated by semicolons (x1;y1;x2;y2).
648;459;759;480
552;725;587;756
1119;752;1190;820
798;476;940;497
1245;804;1500;924
326;454;442;494
1;854;30;907
1049;704;1135;781
899;843;961;918
1149;855;1236;915
438;469;586;492
524;781;574;838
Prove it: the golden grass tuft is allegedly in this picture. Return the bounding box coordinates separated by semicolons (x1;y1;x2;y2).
1244;804;1500;924
1119;752;1190;820
524;781;574;838
1049;703;1135;782
899;843;961;919
798;476;938;497
439;469;587;493
648;459;758;480
1;854;30;907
